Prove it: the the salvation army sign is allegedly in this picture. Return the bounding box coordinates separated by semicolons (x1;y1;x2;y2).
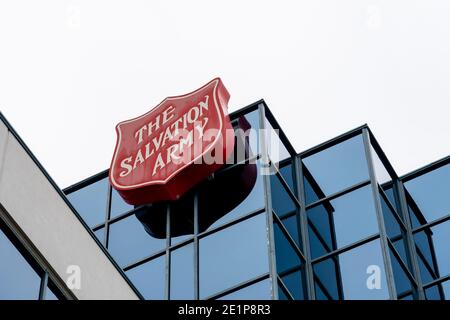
109;78;235;205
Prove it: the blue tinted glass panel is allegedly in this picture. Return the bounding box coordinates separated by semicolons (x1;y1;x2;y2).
414;221;450;280
199;214;269;299
278;284;290;300
170;243;194;300
389;248;413;296
126;255;165;300
218;279;272;300
199;161;265;232
303;173;320;205
279;161;295;192
404;164;450;223
281;214;302;249
315;282;330;300
425;280;450;300
307;185;379;259
110;188;134;219
281;270;305;300
274;221;302;274
303;135;369;198
94;227;105;245
0;228;41;300
380;195;410;269
66;177;108;227
108;214;166;267
383;185;401;216
314;257;339;300
313;239;389;300
271;173;297;218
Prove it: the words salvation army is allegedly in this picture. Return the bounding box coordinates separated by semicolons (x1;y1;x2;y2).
118;94;211;178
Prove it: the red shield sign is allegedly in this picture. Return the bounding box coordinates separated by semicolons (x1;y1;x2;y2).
109;78;235;205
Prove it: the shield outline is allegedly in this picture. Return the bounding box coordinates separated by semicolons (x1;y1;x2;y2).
109;78;229;191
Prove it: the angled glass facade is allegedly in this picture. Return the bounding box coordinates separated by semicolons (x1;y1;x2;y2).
64;101;450;300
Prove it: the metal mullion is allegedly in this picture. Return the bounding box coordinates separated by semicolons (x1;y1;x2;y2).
386;238;418;287
168;237;195;251
273;211;306;261
259;103;278;300
278;265;303;278
400;155;450;183
307;219;334;254
193;192;199;300
396;179;425;299
311;234;380;264
197;208;265;240
165;204;170;300
294;155;315;300
378;185;407;230
38;272;49;300
103;184;112;248
411;213;450;233
277;276;295;300
313;275;334;300
414;245;439;280
362;128;397;300
305;180;371;210
206;273;271;300
423;273;450;290
299;125;366;159
122;249;167;272
272;165;301;207
216;154;261;175
106;209;137;225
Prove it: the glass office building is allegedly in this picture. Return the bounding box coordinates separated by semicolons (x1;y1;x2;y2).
62;100;450;300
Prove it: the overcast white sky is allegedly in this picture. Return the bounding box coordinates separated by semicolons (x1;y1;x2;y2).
1;0;450;188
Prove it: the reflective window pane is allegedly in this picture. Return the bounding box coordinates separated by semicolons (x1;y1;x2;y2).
199;214;269;299
302;135;369;198
271;173;297;218
94;227;105;245
425;280;450;300
218;278;272;300
313;239;389;300
108;214;166;267
0;227;41;300
307;185;379;259
67;177;109;227
389;248;414;297
303;172;321;205
279;160;295;193
380;195;410;270
404;163;450;223
274;220;302;274
199;161;265;232
281;270;306;300
414;220;450;280
110;188;134;219
280;214;302;249
170;243;194;300
126;255;166;300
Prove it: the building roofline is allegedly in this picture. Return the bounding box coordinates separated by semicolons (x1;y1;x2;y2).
0;111;144;300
